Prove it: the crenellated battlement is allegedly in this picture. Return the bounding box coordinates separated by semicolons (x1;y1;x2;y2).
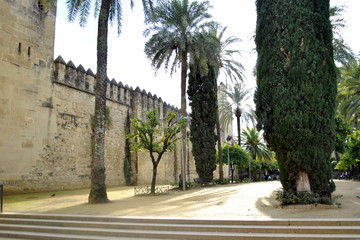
53;55;179;118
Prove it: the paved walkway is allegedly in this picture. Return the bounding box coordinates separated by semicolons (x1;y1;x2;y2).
3;180;360;219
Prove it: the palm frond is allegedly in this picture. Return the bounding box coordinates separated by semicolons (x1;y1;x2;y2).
144;0;213;76
337;60;360;128
242;127;274;163
218;82;255;134
66;0;81;23
78;0;92;27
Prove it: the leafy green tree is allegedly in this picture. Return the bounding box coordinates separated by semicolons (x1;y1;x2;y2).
261;160;279;173
334;114;351;162
219;82;254;145
242;127;274;180
144;1;214;179
337;60;360;129
220;144;250;175
335;130;360;175
66;0;156;203
255;0;337;197
127;109;185;194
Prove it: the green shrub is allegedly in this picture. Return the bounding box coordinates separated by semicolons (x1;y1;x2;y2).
275;189;334;205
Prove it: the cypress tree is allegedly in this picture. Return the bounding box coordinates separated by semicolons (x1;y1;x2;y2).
255;0;337;198
188;63;218;183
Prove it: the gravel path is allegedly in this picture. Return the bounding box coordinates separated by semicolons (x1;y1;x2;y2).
4;180;360;219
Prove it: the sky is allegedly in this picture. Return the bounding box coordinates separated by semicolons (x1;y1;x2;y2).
54;0;360;109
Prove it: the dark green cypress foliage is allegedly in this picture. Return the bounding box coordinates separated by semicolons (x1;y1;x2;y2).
124;110;133;186
188;64;218;183
255;0;337;197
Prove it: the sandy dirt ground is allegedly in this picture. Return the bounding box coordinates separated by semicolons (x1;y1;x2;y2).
3;180;360;219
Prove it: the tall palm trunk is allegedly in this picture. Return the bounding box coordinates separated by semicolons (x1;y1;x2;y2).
236;115;241;146
235;107;242;145
180;50;188;189
88;0;110;204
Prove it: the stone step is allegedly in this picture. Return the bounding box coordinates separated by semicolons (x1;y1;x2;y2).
0;213;359;239
0;230;155;240
0;229;359;240
2;213;360;226
0;218;359;235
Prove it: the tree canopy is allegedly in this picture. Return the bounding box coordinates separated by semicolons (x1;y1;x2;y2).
127;109;185;193
219;82;254;145
255;0;337;198
220;144;250;171
337;60;360;129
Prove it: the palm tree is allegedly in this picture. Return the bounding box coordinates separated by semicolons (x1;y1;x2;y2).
242;127;274;180
66;0;155;203
211;26;245;84
330;5;356;66
219;82;254;146
144;0;213;118
144;0;213;186
338;60;360;129
211;26;244;181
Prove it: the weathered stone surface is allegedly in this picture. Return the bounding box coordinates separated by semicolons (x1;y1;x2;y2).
0;0;198;194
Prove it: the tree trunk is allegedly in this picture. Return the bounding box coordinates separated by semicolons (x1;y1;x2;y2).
88;0;110;204
216;121;224;181
296;171;311;192
151;164;158;194
335;151;341;162
180;50;188;190
214;82;223;181
236;115;241;145
249;158;252;180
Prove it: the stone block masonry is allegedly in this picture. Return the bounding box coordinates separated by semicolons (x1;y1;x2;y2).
1;55;197;193
0;0;197;194
51;56;196;190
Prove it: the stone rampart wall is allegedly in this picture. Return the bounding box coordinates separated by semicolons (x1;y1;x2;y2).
1;55;198;193
0;0;198;194
49;56;198;190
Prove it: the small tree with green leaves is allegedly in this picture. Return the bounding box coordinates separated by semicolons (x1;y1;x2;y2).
127;109;186;194
336;130;360;176
334;114;351;162
220;144;250;178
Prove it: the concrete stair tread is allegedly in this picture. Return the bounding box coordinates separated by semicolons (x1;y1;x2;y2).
0;230;158;240
0;223;360;239
1;214;360;239
1;218;360;234
0;229;359;240
2;213;360;226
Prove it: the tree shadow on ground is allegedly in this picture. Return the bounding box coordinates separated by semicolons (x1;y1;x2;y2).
37;184;245;217
5;181;359;219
